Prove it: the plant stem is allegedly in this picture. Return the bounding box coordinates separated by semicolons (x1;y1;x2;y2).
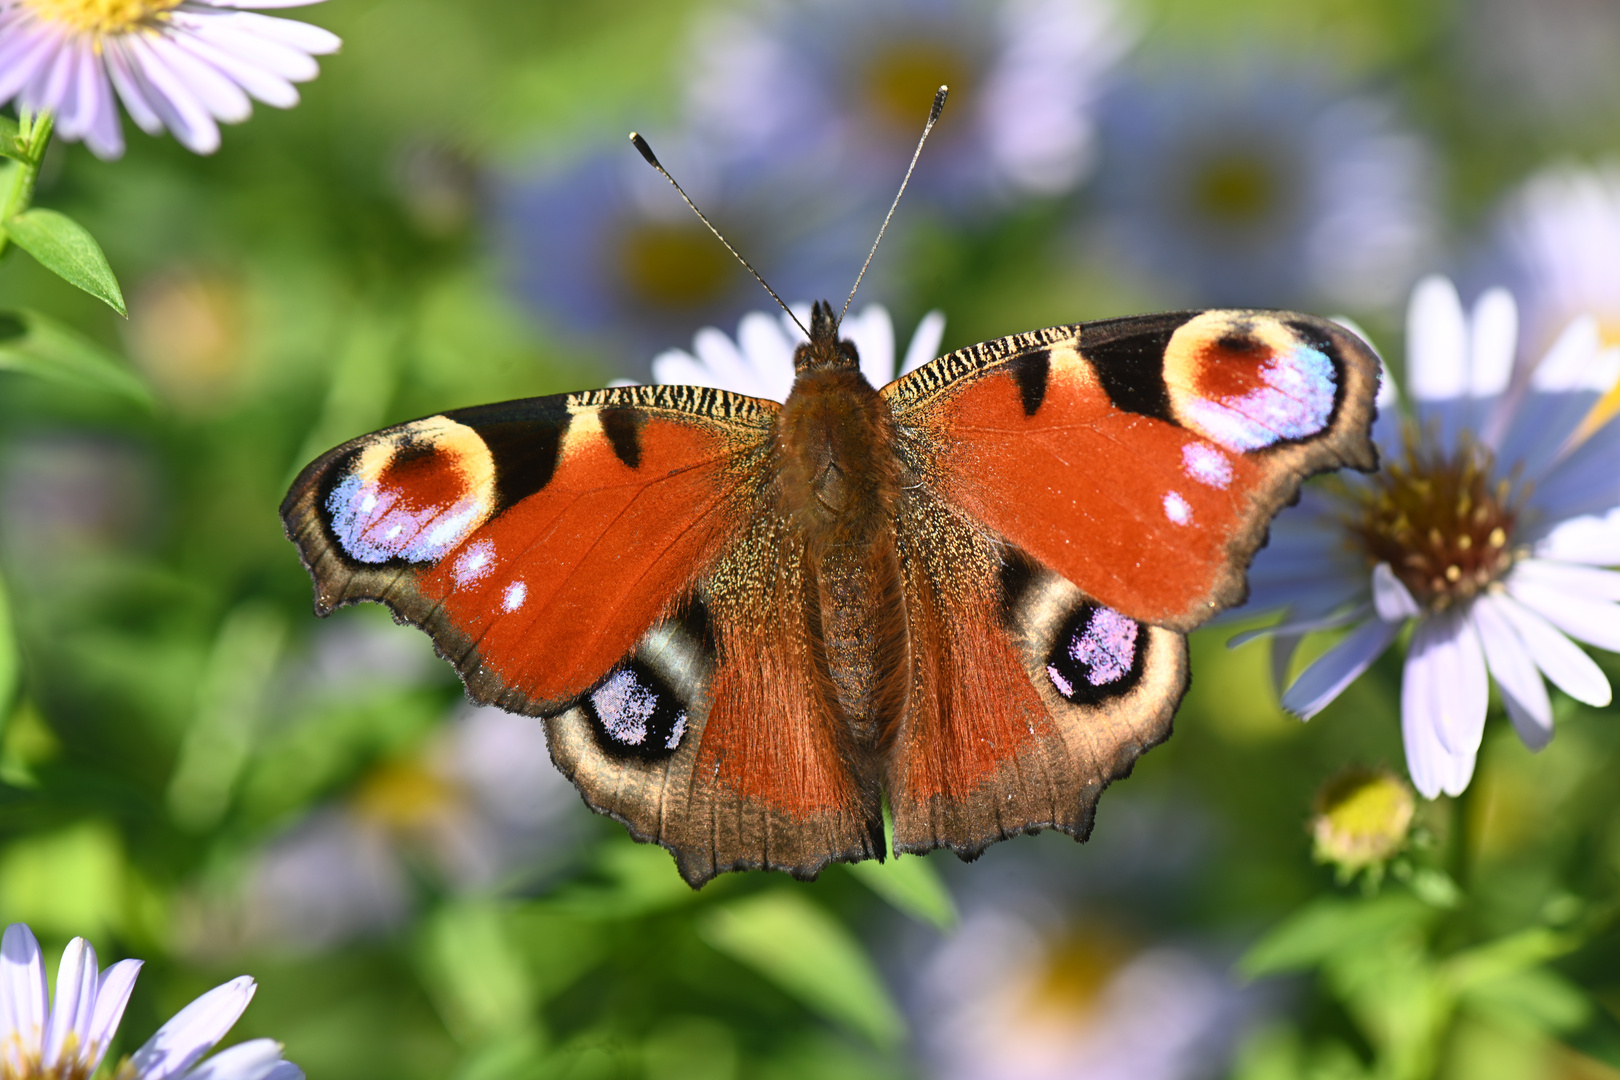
0;109;54;259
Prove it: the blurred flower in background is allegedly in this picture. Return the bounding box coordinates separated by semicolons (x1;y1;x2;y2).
1237;276;1620;797
0;924;300;1080
501;142;875;355
125;268;250;415
194;704;585;954
684;0;1133;203
0;0;340;159
1087;64;1437;310
640;301;946;400
1495;161;1620;355
913;877;1250;1080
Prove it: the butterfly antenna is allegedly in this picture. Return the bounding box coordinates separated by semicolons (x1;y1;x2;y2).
839;85;949;329
629;132;810;340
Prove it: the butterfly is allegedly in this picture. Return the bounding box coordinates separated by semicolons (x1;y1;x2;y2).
282;296;1380;887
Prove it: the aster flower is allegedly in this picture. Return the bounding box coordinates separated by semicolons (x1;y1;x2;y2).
1236;276;1620;798
685;0;1132;203
1496;160;1620;353
0;0;340;159
642;301;946;401
501;143;874;352
0;922;298;1080
1088;64;1436;309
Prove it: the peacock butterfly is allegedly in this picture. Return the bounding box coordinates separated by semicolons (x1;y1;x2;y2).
282;297;1379;887
283;94;1379;887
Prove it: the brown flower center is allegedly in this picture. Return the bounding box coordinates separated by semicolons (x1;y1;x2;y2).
1345;423;1523;612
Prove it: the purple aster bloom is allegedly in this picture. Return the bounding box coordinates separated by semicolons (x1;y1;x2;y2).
684;0;1133;205
1088;64;1437;310
1234;276;1620;798
0;0;339;159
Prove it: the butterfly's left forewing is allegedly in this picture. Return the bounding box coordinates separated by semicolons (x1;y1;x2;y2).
882;310;1378;856
282;384;882;887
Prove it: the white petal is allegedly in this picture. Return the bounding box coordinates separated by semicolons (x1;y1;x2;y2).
1228;601;1372;649
1468;288;1517;398
691;326;765;397
1401;638;1477;798
204;10;341;55
899;310;946;378
843;304;895;388
735;311;796;402
79;58;125;159
85;959;142;1074
0;924;48;1072
1415;611;1489;756
1372;563;1421;621
1492;592;1613;706
1472;596;1553;751
123;35;222;153
52;42;94;138
1510;559;1620;601
649;349;722;388
181;1039;299;1080
1531;315;1609;392
21;27;75;114
0;26;61;105
42;938;97;1072
171;29;299;108
1407;275;1467;402
146;34;251;122
104;40;165;135
1532;510;1620;564
177;13;321;81
1507;577;1620;652
197;0;329;8
129;976;256;1080
1281;616;1401;719
1527;413;1620;524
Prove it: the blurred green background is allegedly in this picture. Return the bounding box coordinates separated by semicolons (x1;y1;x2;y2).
2;0;1619;1078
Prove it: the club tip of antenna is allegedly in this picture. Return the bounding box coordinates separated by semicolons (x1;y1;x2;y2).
930;86;949;121
629;132;660;168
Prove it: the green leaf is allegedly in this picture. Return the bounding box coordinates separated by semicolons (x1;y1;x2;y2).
1461;967;1592;1036
849;854;957;930
1238;894;1432;979
700;891;905;1049
0;572;16;716
3;208;126;315
0;309;151;405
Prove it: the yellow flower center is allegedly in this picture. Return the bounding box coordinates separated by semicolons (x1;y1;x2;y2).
350;757;463;834
1312;766;1415;873
1345;423;1523;612
859;40;972;134
617;221;735;311
22;0;179;37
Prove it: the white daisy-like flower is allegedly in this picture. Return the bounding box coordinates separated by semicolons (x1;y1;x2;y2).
0;0;340;159
0;922;299;1080
1236;275;1620;798
643;302;947;401
1497;160;1620;352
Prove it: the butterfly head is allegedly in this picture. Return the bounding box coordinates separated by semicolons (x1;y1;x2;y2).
793;300;861;376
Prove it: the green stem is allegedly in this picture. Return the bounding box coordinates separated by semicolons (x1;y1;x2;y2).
0;109;54;259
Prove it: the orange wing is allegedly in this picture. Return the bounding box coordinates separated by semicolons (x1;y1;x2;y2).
283;384;882;886
880;310;1378;858
885;310;1380;631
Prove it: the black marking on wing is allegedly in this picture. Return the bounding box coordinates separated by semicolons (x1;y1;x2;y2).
1079;312;1197;423
583;659;689;761
1284;316;1350;419
313;445;366;565
601;407;645;469
1045;602;1149;706
450;396;572;510
1009;349;1051;417
996;546;1040;626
